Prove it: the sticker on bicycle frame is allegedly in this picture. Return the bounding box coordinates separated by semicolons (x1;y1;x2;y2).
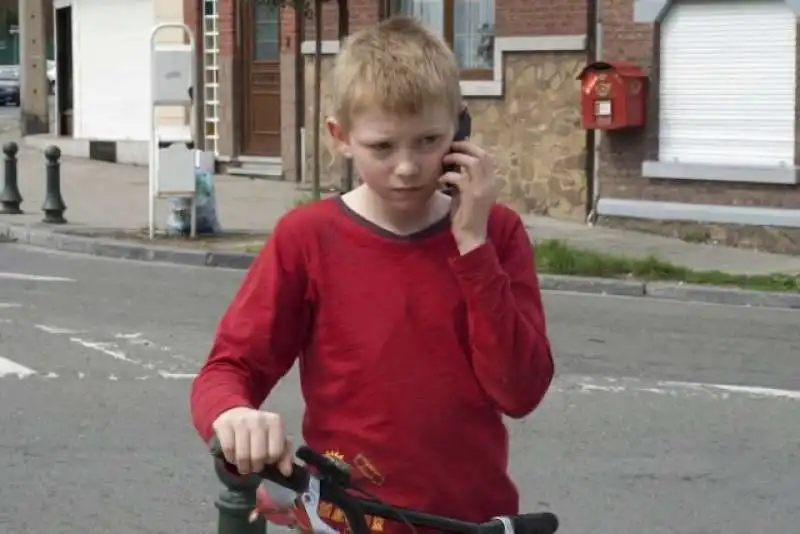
318;450;386;532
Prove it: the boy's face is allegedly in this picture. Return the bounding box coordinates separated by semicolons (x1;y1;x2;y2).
328;105;456;212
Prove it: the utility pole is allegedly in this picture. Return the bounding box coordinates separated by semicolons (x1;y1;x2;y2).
19;0;50;135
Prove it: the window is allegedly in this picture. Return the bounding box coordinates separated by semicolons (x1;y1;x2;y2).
391;0;495;79
253;2;280;61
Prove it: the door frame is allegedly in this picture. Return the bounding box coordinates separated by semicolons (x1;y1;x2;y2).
233;0;244;156
235;0;281;158
53;0;72;137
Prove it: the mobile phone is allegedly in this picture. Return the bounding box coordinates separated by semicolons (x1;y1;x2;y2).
441;107;472;195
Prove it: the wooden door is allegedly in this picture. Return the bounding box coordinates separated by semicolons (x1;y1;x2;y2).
241;1;281;156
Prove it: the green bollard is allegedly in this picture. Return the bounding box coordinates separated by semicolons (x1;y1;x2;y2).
41;145;67;224
214;459;267;534
0;141;21;214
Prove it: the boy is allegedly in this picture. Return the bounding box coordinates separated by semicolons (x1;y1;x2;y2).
190;15;554;533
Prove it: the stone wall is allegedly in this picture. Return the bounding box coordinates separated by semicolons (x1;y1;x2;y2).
468;53;586;221
302;52;588;221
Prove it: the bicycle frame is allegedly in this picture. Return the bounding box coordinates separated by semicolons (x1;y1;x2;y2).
210;440;558;534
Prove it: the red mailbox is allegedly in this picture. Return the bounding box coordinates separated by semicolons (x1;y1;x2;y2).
577;61;647;130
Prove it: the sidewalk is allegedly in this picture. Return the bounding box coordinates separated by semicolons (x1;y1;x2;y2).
2;136;298;233
525;216;800;276
2;130;800;278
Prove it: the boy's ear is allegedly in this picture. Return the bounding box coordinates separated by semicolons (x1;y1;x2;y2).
326;117;351;157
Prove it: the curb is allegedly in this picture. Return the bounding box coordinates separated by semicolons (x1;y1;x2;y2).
2;221;799;310
0;221;256;269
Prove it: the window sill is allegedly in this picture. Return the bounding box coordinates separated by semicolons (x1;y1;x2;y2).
460;69;493;81
642;160;800;185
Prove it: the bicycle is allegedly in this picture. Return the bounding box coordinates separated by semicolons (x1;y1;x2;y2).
209;438;559;534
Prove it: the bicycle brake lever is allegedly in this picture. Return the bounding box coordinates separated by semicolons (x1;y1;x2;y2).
208;436;338;534
294;475;339;534
252;474;337;534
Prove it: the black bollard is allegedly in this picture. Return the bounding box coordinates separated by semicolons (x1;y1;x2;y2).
214;459;267;534
0;141;22;214
41;145;67;224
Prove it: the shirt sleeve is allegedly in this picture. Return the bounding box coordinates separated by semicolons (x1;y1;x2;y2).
190;216;312;441
449;211;554;418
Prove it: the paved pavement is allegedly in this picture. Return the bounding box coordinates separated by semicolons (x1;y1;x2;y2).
0;103;20;123
1;242;798;534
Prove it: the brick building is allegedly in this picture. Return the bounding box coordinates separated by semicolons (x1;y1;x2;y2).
186;0;800;253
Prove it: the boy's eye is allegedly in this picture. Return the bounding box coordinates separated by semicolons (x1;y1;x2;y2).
421;135;440;146
370;142;392;151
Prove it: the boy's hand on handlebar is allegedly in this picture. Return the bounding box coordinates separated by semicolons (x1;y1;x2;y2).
212;407;294;477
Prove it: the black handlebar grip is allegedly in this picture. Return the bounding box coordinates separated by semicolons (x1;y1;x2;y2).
510;512;559;534
208;435;309;493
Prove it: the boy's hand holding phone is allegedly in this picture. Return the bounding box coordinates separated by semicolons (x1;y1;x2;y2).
212;406;294;476
441;106;472;181
441;140;498;255
440;106;498;255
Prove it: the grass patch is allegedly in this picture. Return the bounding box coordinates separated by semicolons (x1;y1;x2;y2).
535;239;799;293
294;191;318;207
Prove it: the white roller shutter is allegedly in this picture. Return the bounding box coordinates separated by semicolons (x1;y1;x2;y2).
659;0;796;167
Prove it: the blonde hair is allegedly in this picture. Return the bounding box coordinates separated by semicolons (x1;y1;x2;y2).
330;16;462;129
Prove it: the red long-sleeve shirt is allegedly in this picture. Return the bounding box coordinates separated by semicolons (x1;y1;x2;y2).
190;197;554;533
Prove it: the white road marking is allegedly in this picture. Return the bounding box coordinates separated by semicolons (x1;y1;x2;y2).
0;302;21;308
35;324;82;335
158;370;197;379
0;356;36;377
114;332;201;365
0;363;797;396
21;327;800;395
0;371;156;380
34;327;196;379
0;272;75;282
557;375;800;401
658;380;800;400
0;318;11;323
115;333;143;340
69;337;153;368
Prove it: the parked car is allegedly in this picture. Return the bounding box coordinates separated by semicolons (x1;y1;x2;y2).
47;59;56;93
0;66;20;106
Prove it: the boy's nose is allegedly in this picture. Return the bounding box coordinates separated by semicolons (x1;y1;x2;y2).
394;157;419;178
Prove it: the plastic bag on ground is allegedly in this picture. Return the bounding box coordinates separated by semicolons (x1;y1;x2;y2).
166;168;223;236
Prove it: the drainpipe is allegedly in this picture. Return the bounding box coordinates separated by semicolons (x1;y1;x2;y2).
586;0;603;226
312;0;322;199
294;3;304;183
339;0;352;191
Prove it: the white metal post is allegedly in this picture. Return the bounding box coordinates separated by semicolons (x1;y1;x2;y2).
148;23;197;240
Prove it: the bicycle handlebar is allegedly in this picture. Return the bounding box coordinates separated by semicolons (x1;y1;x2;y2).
208;437;558;534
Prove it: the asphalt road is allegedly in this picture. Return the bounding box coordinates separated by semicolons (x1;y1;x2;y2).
1;242;798;534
